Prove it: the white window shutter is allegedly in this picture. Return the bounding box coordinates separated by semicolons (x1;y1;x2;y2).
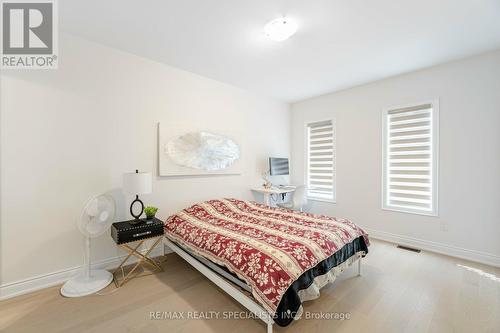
382;102;439;215
307;120;335;201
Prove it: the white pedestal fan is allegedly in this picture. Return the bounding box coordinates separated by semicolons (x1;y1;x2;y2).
61;194;116;297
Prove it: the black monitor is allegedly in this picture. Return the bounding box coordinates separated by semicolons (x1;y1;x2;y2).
269;157;289;176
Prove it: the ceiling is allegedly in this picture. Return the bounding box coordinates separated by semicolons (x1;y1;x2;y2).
61;0;500;102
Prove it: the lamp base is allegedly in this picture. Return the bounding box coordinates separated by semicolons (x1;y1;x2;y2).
130;195;144;220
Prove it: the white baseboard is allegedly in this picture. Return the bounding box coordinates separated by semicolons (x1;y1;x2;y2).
3;231;498;301
0;246;166;301
365;227;500;268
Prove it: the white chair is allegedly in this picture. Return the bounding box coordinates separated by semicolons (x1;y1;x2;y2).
277;185;307;211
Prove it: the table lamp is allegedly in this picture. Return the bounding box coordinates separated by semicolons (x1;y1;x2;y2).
123;169;152;223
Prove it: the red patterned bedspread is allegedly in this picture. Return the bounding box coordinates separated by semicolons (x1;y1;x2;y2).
164;198;369;314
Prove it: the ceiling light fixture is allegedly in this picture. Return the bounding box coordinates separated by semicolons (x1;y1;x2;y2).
264;17;298;42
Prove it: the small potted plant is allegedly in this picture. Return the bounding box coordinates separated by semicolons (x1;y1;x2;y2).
144;206;158;220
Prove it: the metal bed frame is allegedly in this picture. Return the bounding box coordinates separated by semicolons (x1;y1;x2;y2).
164;237;362;333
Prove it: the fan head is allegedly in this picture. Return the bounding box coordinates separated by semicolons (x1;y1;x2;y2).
79;194;116;237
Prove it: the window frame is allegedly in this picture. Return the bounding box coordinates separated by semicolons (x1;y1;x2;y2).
304;119;336;203
381;99;439;216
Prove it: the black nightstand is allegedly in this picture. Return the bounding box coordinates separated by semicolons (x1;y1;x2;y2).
110;217;165;287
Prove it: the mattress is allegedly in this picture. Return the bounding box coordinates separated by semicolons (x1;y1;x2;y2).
164;198;369;326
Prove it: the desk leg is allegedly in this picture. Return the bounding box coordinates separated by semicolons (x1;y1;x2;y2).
263;193;271;206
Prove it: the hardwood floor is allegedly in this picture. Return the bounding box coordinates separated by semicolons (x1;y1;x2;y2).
1;239;499;333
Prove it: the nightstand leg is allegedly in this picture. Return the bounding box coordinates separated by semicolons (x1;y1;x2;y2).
137;238;163;271
121;238;163;271
112;240;145;287
143;237;162;257
114;240;144;273
112;237;163;287
118;258;143;287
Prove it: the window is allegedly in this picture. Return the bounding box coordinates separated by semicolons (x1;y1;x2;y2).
306;120;335;202
382;101;439;216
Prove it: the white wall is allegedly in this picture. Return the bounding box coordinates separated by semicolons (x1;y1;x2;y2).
291;50;500;266
0;34;290;294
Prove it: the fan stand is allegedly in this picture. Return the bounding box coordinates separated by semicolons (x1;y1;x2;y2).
61;237;113;297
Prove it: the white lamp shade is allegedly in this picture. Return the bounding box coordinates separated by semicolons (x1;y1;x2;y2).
123;171;152;195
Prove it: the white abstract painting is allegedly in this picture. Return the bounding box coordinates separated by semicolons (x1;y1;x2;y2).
158;123;242;176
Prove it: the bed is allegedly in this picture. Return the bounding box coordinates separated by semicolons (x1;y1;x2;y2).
163;198;369;332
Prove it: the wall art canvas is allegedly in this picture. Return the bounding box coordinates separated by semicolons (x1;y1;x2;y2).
158;122;243;176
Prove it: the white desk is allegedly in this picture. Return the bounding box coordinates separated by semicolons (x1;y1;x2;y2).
251;187;296;206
